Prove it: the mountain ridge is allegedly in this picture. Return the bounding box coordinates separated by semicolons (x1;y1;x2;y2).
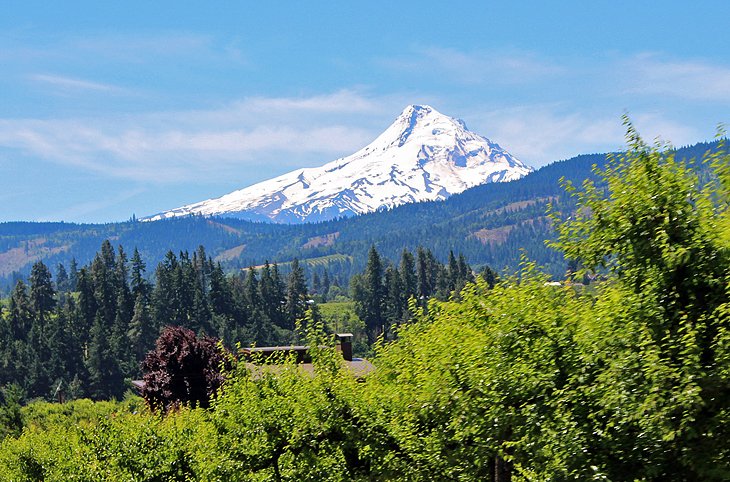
144;105;532;223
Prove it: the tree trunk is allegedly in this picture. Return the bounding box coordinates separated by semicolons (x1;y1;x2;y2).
494;455;512;482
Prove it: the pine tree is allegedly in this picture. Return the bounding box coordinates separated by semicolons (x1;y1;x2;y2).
244;267;260;314
68;258;79;291
447;250;459;293
321;270;331;300
29;261;56;333
91;244;117;329
8;280;32;341
285;259;308;331
86;311;122;400
56;263;69;293
128;293;156;365
312;271;321;295
130;248;151;302
61;296;87;388
363;246;385;344
75;268;97;345
114;246;133;318
271;263;287;328
416;246;431;303
260;261;285;329
384;264;404;333
458;254;474;285
209;263;233;317
400;249;417;303
153;251;179;327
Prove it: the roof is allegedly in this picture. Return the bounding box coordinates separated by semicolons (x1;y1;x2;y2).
244;357;375;379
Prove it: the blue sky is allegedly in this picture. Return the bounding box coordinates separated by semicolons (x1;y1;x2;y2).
1;1;729;222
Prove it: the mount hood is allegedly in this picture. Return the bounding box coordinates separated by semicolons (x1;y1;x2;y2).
145;105;532;223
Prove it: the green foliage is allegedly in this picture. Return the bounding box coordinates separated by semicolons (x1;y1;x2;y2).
0;384;24;440
2;129;730;480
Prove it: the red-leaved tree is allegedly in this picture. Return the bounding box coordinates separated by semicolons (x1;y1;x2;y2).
141;326;230;412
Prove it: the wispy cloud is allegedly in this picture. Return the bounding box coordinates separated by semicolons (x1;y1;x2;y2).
44;187;147;221
0;90;403;182
381;46;563;85
242;90;382;114
29;73;127;93
466;104;700;165
624;54;730;102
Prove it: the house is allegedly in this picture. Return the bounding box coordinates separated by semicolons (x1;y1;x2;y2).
240;333;375;379
131;333;374;391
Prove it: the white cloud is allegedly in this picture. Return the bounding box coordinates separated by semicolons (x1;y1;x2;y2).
29;74;127;93
0;90;403;183
624;54;730;102
466;105;700;166
241;90;382;114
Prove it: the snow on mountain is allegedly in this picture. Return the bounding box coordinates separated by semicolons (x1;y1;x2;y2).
144;105;533;223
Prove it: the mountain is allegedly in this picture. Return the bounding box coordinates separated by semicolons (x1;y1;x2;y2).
144;105;532;223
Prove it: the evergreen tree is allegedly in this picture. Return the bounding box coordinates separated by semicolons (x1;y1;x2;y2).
29;261;56;332
55;263;69;293
68;257;79;291
312;271;321;295
285;259;308;330
61;296;87;390
209;263;234;320
153;251;179;327
86;311;122;400
399;249;417;303
362;246;385;344
75;268;97;345
244;267;260;314
447;250;459;293
321;270;331;299
8;281;32;341
416;246;432;303
271;263;287;328
384;264;404;332
130;248;151;302
128;293;156;364
114;246;133;318
91;244;117;329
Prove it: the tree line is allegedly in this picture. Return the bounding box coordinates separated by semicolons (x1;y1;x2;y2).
0;243;315;401
350;246;488;344
0;239;481;401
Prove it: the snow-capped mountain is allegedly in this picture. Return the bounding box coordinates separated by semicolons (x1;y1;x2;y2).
144;105;532;223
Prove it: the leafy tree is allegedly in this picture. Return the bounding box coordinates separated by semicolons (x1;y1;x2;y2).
140;326;229;412
549;122;730;479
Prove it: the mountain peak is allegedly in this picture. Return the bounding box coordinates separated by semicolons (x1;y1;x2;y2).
399;104;434;116
380;104;470;148
144;105;533;223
